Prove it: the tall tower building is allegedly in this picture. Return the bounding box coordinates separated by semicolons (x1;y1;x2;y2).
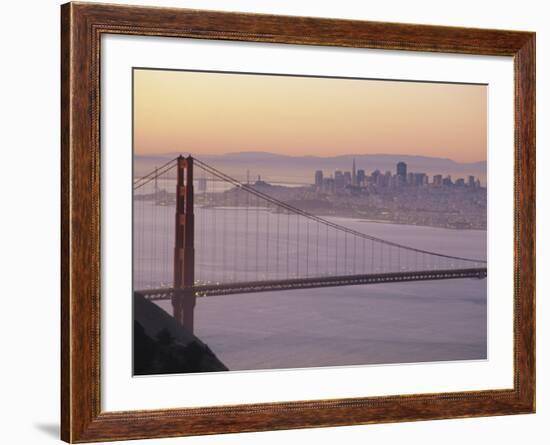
396;161;407;179
357;169;365;186
352;158;357;186
344;171;352;186
315;170;323;188
334;170;345;190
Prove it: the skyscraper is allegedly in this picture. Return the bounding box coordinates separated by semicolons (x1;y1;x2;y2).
334;170;345;190
344;171;352;186
322;177;335;194
384;171;392;187
357;169;365;186
352;158;357;186
396;161;407;180
371;169;381;185
414;173;427;186
315;170;323;188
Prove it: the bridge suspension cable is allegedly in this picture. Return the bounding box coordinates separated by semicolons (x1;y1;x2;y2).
133;157;178;191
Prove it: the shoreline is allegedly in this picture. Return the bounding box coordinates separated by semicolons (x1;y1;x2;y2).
141;200;487;232
353;217;486;232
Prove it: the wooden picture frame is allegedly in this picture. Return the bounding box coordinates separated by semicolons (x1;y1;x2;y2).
61;2;535;442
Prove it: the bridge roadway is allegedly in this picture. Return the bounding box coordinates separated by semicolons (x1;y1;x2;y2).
136;267;487;300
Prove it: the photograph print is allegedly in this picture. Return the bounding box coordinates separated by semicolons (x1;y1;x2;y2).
132;68;487;376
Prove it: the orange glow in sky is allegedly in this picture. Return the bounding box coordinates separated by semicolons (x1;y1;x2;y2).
134;69;487;163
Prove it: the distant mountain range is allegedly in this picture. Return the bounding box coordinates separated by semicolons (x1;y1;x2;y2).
135;151;487;184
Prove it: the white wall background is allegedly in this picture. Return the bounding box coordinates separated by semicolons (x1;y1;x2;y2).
0;1;545;444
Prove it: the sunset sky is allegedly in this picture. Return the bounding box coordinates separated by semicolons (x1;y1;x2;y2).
133;69;487;163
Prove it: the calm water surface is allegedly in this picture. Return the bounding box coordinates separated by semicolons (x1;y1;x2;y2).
135;203;487;371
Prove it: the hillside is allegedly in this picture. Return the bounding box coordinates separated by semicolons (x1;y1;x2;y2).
133;293;228;375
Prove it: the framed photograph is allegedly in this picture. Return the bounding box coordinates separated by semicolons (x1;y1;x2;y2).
61;2;535;442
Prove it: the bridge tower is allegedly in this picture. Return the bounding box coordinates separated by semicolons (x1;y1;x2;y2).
172;155;196;333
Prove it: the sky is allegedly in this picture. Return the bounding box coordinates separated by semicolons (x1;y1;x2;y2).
133;69;487;163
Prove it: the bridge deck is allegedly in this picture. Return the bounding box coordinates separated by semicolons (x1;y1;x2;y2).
135;268;487;300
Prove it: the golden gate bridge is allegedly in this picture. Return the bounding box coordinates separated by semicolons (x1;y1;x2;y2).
133;155;487;333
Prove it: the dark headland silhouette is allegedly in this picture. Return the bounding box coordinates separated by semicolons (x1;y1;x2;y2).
134;294;227;375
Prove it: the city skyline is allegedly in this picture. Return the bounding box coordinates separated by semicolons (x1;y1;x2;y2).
311;159;483;191
134;151;487;186
189;158;487;230
134;69;487;163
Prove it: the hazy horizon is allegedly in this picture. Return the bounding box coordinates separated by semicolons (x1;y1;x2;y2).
135;150;487;164
134;69;487;163
133;150;487;186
